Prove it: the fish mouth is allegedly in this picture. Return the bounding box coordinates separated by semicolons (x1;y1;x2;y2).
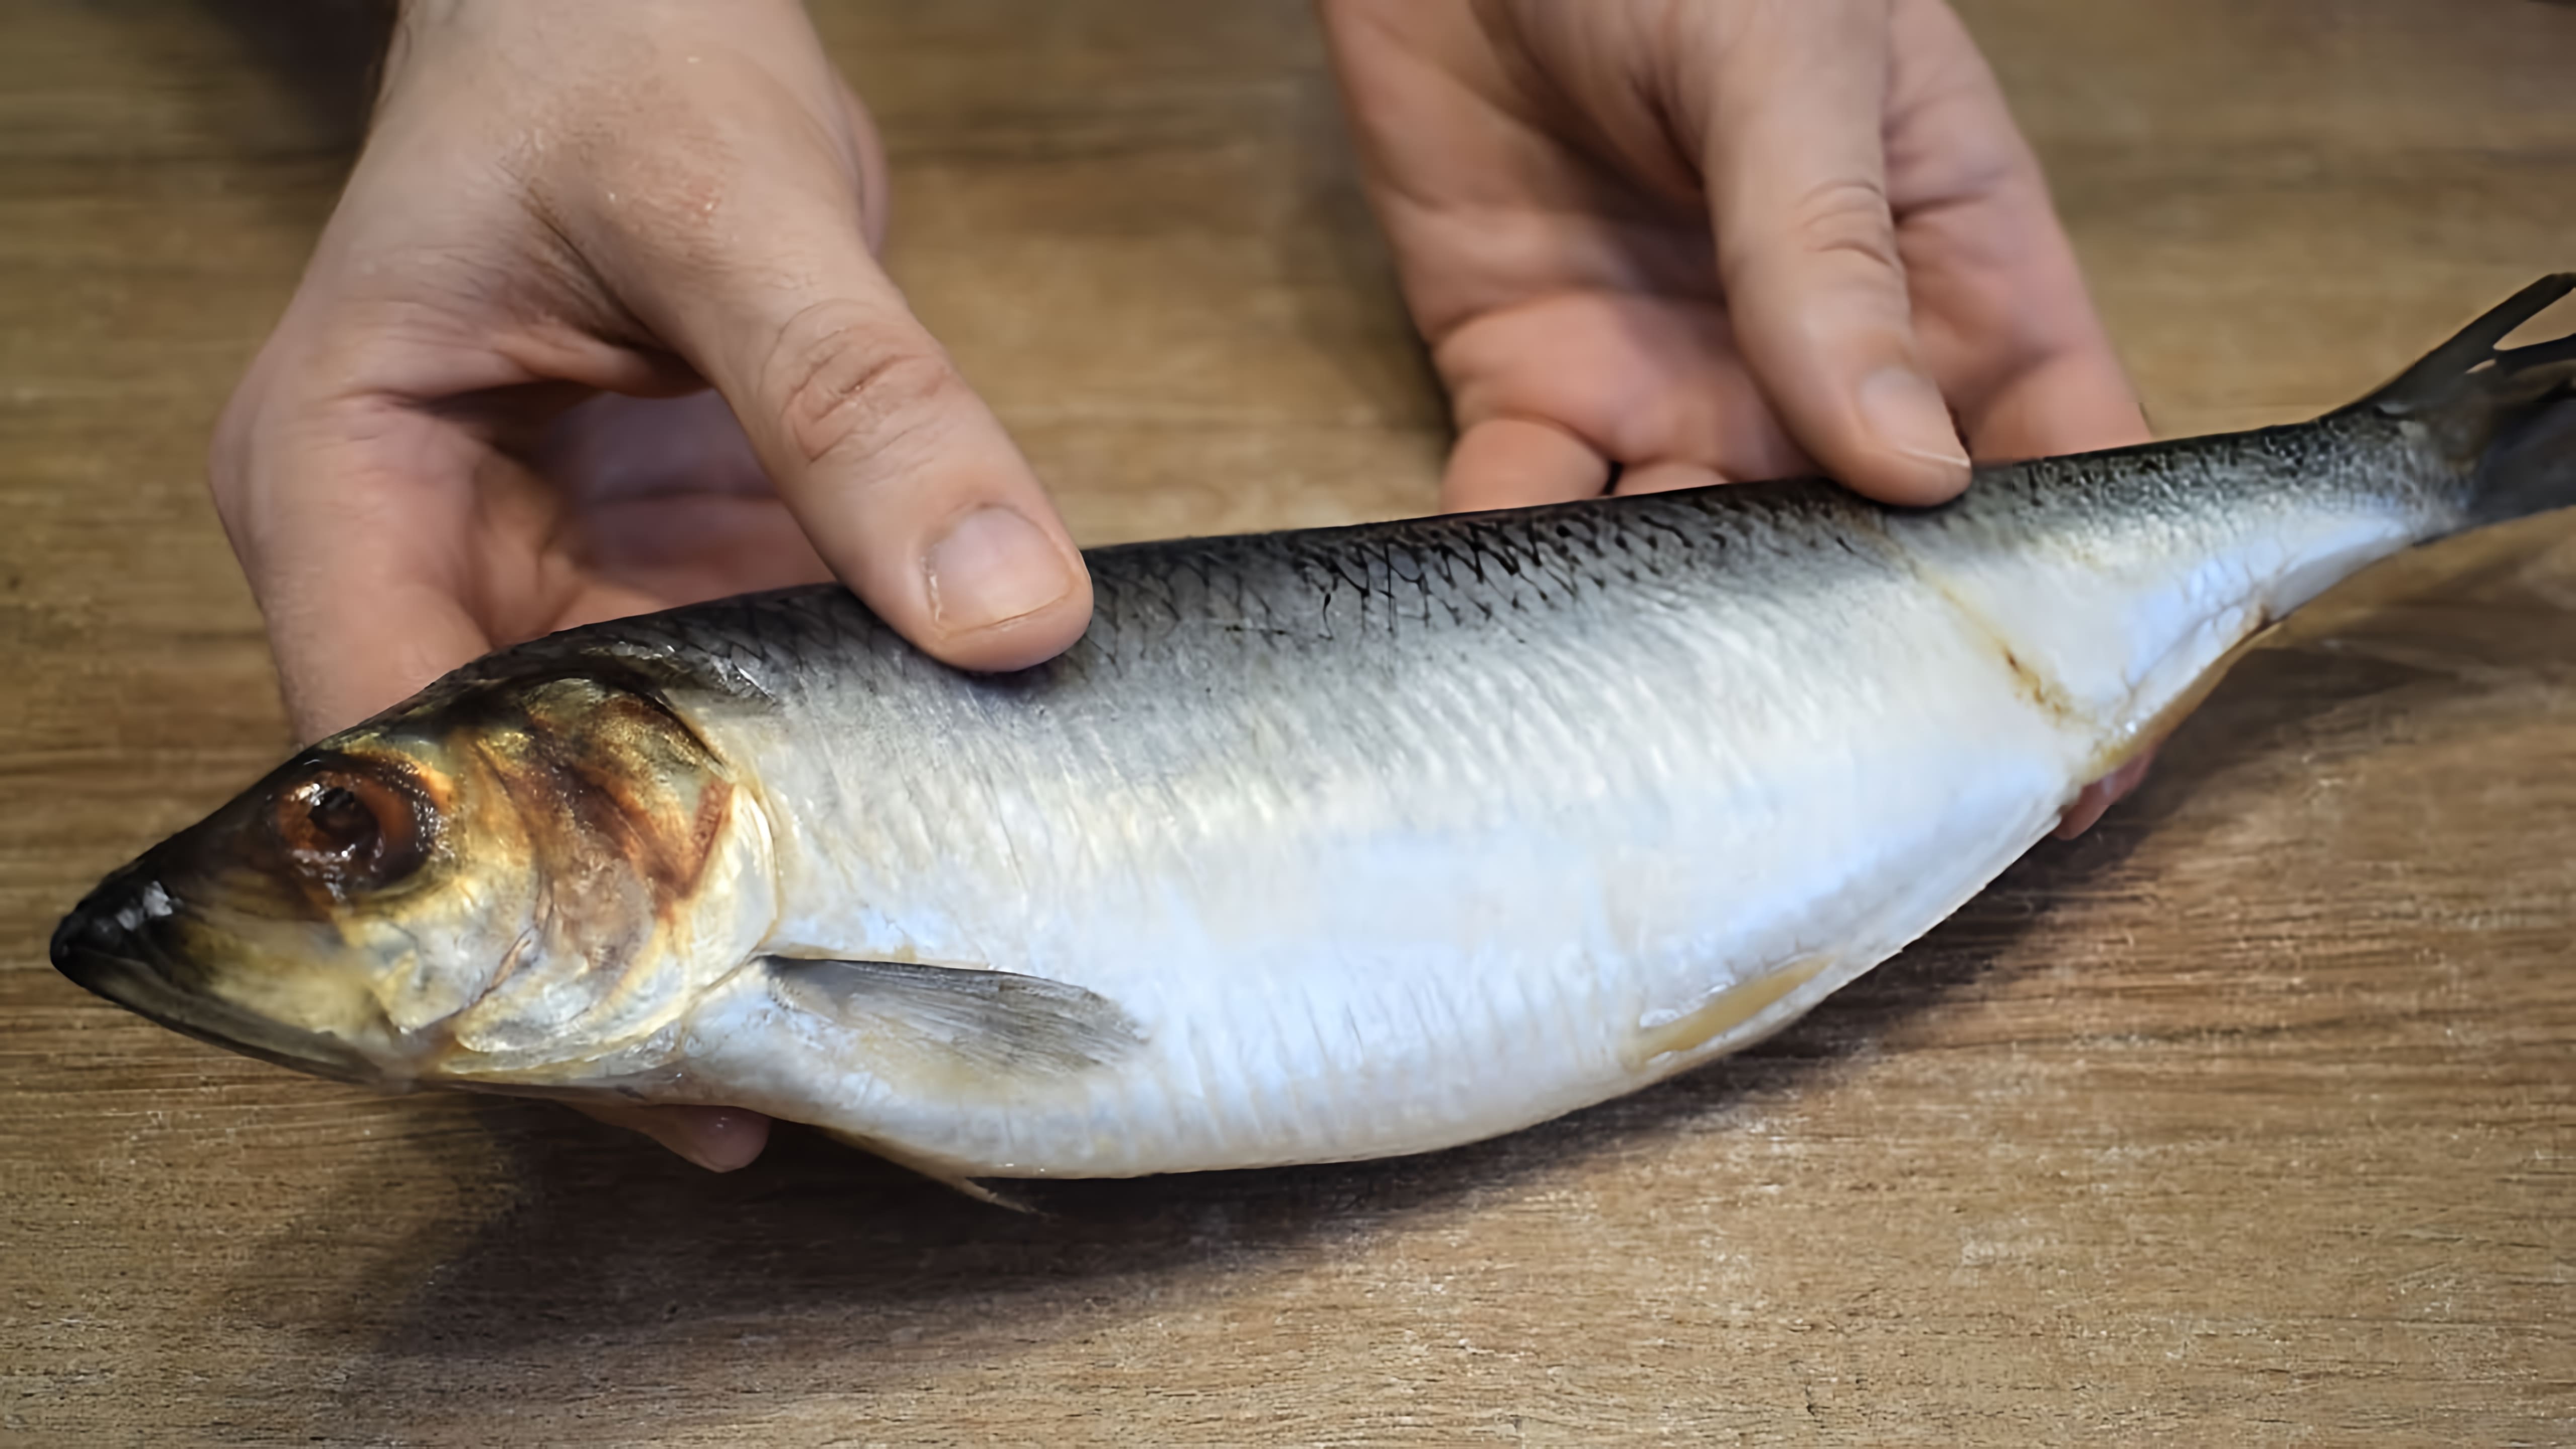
49;871;400;1090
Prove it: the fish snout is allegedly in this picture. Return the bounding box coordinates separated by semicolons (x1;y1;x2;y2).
49;864;399;1089
50;859;177;986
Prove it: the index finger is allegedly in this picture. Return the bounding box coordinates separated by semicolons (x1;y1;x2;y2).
213;392;497;744
1882;0;2151;462
1689;0;1975;507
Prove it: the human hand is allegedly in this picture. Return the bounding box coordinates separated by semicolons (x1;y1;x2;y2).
209;0;1094;1169
1317;0;2156;832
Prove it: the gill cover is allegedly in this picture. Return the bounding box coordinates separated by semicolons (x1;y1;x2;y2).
413;669;753;1062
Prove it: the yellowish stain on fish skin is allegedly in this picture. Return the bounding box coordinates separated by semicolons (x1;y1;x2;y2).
1623;955;1834;1072
1908;560;2089;728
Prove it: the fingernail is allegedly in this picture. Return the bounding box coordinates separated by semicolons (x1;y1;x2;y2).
663;1135;728;1173
678;1109;770;1173
924;506;1074;632
1858;367;1971;482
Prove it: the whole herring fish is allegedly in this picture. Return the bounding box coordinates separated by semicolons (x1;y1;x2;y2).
52;278;2576;1196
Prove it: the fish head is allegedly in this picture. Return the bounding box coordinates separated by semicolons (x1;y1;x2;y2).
50;667;773;1091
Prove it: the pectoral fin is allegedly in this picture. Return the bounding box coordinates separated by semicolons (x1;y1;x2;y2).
763;954;1144;1087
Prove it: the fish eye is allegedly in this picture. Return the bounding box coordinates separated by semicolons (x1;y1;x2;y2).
274;768;427;888
307;786;375;851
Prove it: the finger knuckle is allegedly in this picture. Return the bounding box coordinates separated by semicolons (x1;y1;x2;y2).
768;308;960;468
1780;177;1903;274
592;158;742;272
523;87;750;262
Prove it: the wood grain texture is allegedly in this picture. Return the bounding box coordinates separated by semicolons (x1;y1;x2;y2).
3;2;2571;1443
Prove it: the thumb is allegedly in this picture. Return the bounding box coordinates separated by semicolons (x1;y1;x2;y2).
1690;0;1971;506
619;202;1092;672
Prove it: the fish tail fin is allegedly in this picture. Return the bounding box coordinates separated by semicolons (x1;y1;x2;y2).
2364;274;2576;525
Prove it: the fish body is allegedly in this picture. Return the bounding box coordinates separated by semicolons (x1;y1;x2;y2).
52;278;2576;1189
